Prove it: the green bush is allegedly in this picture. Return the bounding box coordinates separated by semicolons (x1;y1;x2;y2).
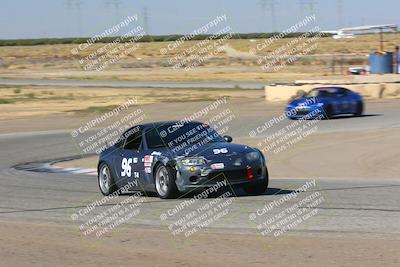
0;98;13;104
26;92;35;99
0;33;333;47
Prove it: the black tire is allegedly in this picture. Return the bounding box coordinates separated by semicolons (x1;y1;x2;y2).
154;164;179;199
355;101;363;117
98;162;118;196
323;104;333;119
243;167;269;196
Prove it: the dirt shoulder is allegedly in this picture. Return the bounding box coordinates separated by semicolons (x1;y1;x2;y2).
0;85;264;120
0;220;398;267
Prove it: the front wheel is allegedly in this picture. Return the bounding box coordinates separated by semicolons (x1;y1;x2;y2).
354;101;363;117
154;164;179;199
243;168;269;195
98;162;118;196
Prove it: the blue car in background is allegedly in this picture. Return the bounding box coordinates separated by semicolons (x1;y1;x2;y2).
286;87;364;119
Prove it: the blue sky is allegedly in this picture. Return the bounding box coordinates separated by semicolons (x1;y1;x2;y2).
0;0;399;39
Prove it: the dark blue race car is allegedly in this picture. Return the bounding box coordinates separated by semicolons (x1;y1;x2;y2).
286;87;364;119
98;121;268;199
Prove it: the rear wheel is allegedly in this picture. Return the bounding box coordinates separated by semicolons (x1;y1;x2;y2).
243;167;269;195
355;101;363;117
98;163;118;196
155;164;179;199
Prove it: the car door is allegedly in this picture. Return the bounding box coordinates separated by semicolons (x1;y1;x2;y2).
336;88;352;114
346;90;359;114
114;128;145;191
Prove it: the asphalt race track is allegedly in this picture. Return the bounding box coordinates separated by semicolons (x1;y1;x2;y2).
0;78;267;89
0;100;399;240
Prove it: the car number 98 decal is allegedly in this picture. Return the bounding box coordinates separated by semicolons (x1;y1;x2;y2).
213;148;228;154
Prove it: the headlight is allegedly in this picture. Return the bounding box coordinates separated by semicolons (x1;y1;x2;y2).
180;157;206;166
246;151;260;161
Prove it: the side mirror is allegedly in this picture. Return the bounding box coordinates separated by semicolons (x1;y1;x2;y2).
223;135;233;143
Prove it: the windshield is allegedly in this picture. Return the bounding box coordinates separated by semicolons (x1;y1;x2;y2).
145;122;225;151
305;88;339;98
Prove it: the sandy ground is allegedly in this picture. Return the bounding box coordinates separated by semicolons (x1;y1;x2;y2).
1;97;399;267
56;127;400;179
0;221;399;267
2;33;400;266
51;98;400;179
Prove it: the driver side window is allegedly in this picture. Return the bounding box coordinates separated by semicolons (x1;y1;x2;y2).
123;129;142;150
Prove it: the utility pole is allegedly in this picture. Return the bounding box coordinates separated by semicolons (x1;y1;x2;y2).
66;0;83;36
104;0;122;10
142;6;149;34
259;0;278;32
298;0;306;19
142;6;151;40
258;0;268;32
299;0;316;18
307;0;316;15
337;0;343;29
105;0;122;23
267;0;278;32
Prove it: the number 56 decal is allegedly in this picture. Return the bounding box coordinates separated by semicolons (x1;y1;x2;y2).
121;158;139;178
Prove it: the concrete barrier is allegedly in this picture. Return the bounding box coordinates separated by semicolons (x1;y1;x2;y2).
265;83;400;101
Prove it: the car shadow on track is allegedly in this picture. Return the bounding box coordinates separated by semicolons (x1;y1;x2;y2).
141;187;295;199
230;187;295;198
327;114;381;120
122;187;295;199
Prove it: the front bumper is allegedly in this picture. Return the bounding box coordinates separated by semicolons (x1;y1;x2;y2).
286;106;324;119
174;158;267;193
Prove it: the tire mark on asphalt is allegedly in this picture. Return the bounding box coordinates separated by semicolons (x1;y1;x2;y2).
1;201;399;215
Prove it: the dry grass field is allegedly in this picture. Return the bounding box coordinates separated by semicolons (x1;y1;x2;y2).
0;85;264;119
1;34;399;82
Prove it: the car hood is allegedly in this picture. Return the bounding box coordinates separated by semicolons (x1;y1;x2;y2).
157;142;257;158
289;97;321;107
